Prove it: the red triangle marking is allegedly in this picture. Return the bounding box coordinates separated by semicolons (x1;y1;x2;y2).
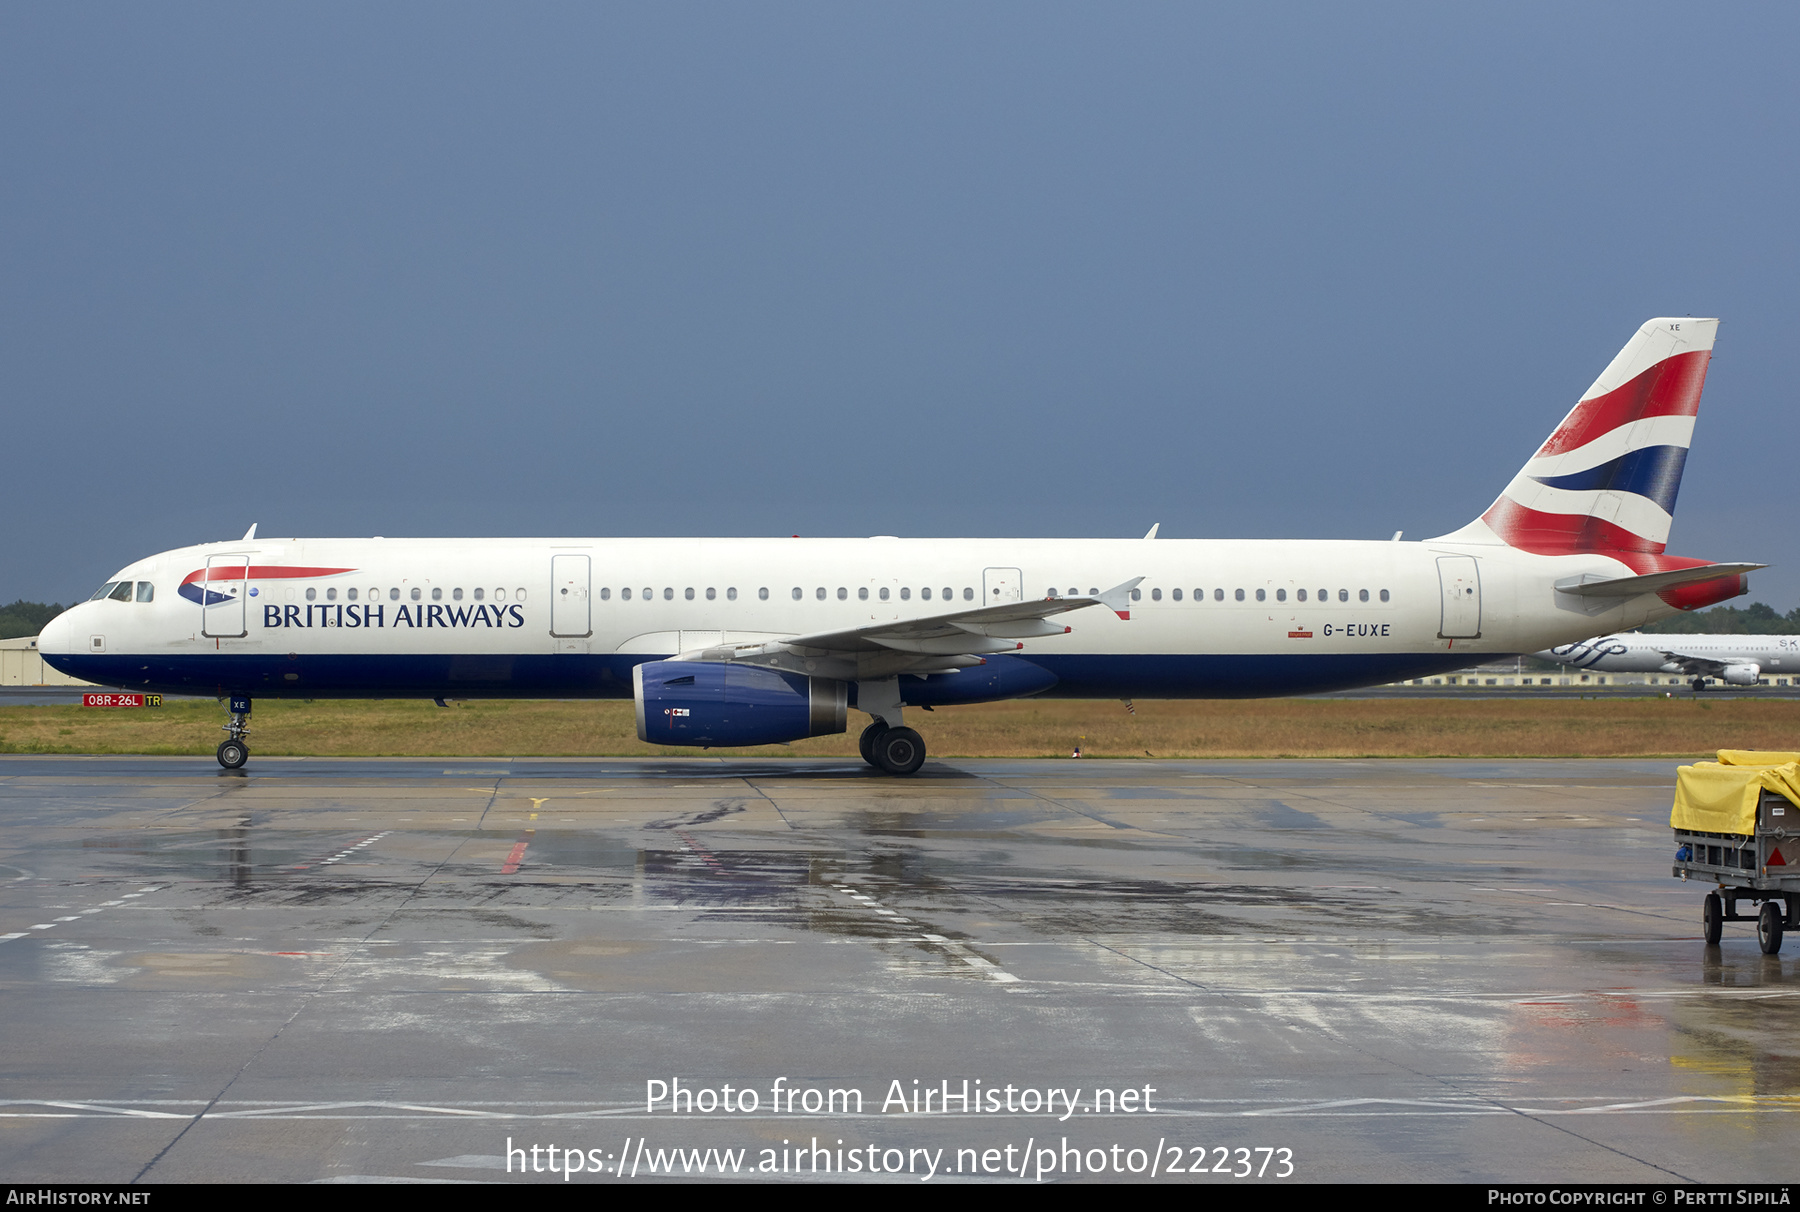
1768;847;1786;867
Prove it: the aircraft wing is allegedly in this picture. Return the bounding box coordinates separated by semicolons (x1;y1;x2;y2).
1657;649;1729;677
779;577;1144;656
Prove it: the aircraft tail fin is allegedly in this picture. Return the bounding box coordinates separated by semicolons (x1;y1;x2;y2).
1435;317;1717;570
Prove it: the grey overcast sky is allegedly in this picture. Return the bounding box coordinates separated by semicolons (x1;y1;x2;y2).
4;4;1797;607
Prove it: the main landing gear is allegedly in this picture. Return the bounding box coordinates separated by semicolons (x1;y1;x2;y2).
217;695;251;770
855;677;927;776
859;721;927;776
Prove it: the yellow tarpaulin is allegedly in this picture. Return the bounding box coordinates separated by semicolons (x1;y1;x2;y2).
1671;757;1800;835
1714;750;1800;767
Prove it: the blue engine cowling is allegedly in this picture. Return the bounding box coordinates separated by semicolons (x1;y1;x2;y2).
634;660;847;747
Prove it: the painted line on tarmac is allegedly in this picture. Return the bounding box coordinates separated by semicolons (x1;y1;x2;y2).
0;885;164;944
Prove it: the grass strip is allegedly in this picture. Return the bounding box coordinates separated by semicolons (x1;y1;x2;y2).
1;695;1793;759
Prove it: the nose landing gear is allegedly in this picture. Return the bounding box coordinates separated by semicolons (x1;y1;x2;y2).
217;694;251;769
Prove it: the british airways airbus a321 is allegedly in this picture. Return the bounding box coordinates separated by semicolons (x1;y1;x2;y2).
38;318;1761;773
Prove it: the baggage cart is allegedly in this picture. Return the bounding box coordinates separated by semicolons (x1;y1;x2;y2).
1671;750;1800;954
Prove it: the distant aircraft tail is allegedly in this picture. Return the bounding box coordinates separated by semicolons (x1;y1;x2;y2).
1436;317;1717;574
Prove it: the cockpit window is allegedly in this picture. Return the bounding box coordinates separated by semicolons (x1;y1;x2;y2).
91;581;120;601
107;582;134;602
135;582;154;603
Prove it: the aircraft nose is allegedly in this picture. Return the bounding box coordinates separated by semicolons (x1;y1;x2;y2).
36;604;78;656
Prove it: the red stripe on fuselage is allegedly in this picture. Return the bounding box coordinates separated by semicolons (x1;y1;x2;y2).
180;566;356;585
1535;350;1710;457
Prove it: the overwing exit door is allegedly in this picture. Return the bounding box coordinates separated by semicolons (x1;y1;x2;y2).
983;567;1023;605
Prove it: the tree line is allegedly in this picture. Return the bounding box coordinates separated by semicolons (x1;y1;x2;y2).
0;601;71;641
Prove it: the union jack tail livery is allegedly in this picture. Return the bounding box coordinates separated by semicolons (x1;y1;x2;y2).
1437;318;1742;605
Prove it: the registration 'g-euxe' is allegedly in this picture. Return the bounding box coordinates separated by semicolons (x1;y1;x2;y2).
39;318;1760;773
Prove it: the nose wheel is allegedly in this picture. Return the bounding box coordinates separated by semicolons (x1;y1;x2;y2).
217;695;251;769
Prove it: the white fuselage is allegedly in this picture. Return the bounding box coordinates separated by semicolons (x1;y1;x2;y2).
39;534;1692;702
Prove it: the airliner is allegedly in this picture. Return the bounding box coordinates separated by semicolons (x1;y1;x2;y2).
1539;632;1800;690
37;318;1761;773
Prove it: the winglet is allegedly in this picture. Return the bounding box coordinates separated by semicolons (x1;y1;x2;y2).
1097;576;1144;620
242;523;258;541
1143;523;1159;540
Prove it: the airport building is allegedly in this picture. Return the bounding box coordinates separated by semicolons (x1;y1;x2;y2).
0;636;91;687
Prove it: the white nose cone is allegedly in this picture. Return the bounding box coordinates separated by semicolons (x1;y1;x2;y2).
36;604;78;657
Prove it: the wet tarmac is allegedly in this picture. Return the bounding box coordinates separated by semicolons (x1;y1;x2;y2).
0;754;1793;1184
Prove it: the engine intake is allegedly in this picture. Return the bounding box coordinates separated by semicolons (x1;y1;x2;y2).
1721;663;1761;686
633;660;847;747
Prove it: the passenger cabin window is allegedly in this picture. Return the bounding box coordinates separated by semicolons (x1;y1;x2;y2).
943;587;952;601
1171;589;1181;601
663;587;673;600
452;588;462;601
622;588;632;600
135;582;154;603
758;588;768;600
815;587;826;600
1151;588;1162;601
306;587;317;601
901;588;911;600
1296;589;1306;602
922;588;932;601
1215;589;1225;601
516;589;526;601
391;588;401;601
473;588;483;601
1275;588;1286;602
1130;589;1141;601
1234;588;1244;601
1381;589;1390;602
880;587;890;601
685;588;695;600
858;587;868;601
598;588;610;600
1338;589;1348;602
433;588;444;601
792;587;802;600
1359;589;1369;602
1255;589;1266;602
727;588;737;600
327;588;337;601
705;588;716;600
963;587;974;601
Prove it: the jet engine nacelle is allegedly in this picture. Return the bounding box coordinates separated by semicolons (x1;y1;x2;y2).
1721;663;1761;686
633;660;847;747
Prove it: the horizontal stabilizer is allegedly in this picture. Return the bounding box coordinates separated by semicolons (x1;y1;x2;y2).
1554;563;1764;598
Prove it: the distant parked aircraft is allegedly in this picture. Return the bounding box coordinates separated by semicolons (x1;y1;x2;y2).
1538;632;1800;690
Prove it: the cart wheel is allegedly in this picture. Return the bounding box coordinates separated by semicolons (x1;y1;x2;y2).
1757;902;1784;955
1702;893;1723;945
